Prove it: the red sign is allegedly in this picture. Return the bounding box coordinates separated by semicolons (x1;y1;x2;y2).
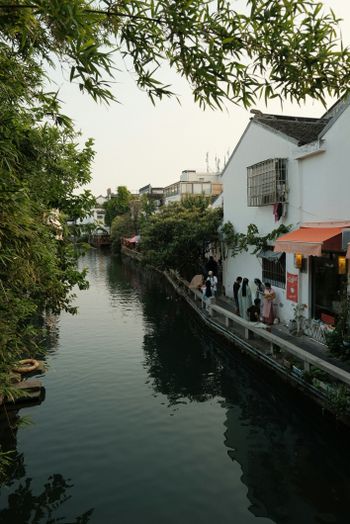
286;272;298;302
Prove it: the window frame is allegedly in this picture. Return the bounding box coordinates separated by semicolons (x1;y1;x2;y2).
262;251;286;289
247;158;287;207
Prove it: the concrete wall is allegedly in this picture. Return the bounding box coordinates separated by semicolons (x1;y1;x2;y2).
299;109;350;222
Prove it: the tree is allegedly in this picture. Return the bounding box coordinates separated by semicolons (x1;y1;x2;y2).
140;197;222;278
0;46;95;400
104;186;132;226
110;214;136;254
1;0;349;475
0;1;350;108
140;194;157;218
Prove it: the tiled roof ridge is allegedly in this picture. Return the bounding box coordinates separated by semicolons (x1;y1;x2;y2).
250;110;329;124
250;108;334;145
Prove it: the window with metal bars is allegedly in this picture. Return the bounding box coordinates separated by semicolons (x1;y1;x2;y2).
262;252;286;289
247;158;287;206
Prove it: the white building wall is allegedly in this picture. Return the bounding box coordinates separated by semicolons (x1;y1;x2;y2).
96;195;108;206
181;170;219;182
298;109;350;222
223;122;302;322
222;104;350;323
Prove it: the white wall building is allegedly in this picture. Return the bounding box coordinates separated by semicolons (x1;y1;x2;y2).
77;194;108;227
222;98;350;336
164;170;222;205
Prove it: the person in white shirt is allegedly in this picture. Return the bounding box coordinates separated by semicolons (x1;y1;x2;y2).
206;270;218;296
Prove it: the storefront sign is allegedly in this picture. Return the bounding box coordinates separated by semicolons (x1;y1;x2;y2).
286;272;298;302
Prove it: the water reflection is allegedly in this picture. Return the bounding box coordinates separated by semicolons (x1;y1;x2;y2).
135;262;350;524
141;280;222;404
223;392;350;524
0;474;94;524
0;410;94;523
0;410;25;486
2;253;350;524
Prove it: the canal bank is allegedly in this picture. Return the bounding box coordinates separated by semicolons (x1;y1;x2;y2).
2;250;350;524
122;246;350;426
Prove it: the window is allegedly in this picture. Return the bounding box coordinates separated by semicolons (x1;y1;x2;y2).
247;158;287;207
165;183;180;197
262;252;286;289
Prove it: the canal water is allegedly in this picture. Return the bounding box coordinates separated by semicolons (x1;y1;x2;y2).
1;251;350;524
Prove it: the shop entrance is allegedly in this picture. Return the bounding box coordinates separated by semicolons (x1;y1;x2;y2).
311;254;345;324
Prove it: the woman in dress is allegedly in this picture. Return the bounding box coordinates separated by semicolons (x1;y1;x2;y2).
237;278;252;320
254;278;265;319
262;282;276;325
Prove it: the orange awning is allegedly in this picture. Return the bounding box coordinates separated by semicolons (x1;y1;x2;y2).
274;227;343;256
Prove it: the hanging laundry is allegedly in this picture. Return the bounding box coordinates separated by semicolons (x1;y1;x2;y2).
273;202;283;222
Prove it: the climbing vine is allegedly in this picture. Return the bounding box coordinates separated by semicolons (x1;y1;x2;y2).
221;222;291;258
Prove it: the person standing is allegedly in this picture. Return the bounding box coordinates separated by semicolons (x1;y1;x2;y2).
254;278;265;317
254;278;265;301
206;270;218;296
233;276;242;313
238;278;253;320
202;279;213;310
262;282;276;325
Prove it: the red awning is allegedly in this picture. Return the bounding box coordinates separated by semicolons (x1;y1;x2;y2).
274;227;343;256
125;235;140;244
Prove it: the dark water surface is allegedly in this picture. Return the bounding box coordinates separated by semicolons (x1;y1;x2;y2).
1;251;350;524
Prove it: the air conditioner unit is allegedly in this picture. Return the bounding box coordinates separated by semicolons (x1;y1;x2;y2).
341;229;350;251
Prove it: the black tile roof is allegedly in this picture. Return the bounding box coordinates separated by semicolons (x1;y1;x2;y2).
252;112;331;145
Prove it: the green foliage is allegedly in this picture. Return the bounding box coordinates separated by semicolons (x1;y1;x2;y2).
221;222;291;257
326;384;350;417
325;279;350;357
140;196;222;278
104;186;132;226
0;449;14;485
140;194;157;218
0;45;95;400
325;329;344;355
110;214;136;254
0;1;349;108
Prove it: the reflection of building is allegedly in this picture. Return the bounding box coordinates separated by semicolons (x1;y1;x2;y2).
223;397;350;523
164;170;222;205
222;98;350;336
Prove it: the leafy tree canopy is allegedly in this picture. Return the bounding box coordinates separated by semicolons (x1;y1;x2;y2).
140;196;222;278
110;213;136;253
0;1;349;108
0;42;95;397
104;186;132;226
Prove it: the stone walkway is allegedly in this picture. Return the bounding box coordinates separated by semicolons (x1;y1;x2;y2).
216;295;350;374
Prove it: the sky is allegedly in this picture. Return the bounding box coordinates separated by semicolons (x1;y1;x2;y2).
50;1;350;196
